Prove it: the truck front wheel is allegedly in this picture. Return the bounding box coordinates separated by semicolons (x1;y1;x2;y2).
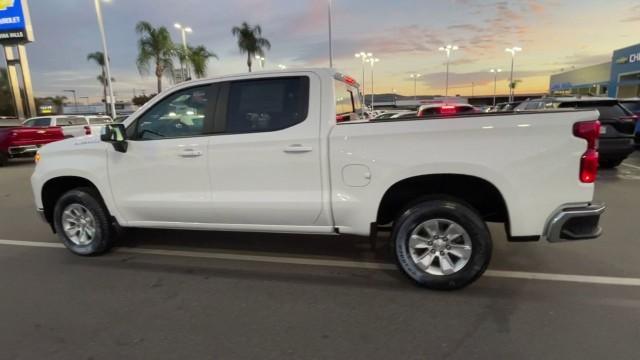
53;187;114;256
392;198;492;290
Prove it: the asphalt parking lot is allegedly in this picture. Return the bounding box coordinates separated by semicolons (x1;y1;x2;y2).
1;154;639;359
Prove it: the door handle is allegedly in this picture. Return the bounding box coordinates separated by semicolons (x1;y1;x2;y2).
179;148;203;157
284;144;313;153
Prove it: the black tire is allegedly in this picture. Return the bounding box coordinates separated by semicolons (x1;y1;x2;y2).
599;158;623;169
0;152;8;167
392;197;492;290
53;187;114;256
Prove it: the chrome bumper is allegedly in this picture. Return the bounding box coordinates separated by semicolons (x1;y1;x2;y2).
8;145;39;156
544;203;606;243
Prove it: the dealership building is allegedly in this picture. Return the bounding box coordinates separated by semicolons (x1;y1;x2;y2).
550;43;640;98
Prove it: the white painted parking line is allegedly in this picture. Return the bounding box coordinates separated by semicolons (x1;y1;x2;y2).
2;238;640;287
621;163;640;171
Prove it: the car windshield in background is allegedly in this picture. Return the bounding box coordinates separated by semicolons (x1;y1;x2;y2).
556;101;631;119
89;117;112;125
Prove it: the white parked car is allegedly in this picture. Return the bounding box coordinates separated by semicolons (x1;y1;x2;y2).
22;115;112;138
31;69;605;290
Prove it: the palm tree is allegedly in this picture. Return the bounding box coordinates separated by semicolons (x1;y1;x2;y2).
135;21;175;93
231;22;271;72
87;51;115;114
178;45;218;79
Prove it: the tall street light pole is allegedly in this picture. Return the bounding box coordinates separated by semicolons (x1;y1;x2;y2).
327;0;333;68
505;47;522;102
63;90;78;113
94;0;116;118
409;73;421;101
489;68;502;106
438;44;458;98
367;57;379;111
255;55;265;69
174;23;193;81
355;52;372;101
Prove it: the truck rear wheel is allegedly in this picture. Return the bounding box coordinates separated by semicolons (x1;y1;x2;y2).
53;187;114;256
392;197;492;290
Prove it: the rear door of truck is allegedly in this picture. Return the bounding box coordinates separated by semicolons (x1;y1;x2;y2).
205;73;327;228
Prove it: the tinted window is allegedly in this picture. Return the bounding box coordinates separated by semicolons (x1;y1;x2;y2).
557;101;632;119
89;117;112;125
58;117;88;126
621;101;640;113
524;101;541;110
24;118;51;127
134;86;212;140
226;77;309;133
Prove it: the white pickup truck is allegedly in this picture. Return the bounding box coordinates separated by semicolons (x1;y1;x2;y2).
31;69;605;289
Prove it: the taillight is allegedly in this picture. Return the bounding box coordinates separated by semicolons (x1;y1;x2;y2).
336;114;348;123
84;126;92;135
573;120;600;183
440;105;457;115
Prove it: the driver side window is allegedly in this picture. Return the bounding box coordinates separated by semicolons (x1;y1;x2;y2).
133;85;213;140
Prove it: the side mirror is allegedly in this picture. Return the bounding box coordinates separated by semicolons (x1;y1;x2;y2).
101;123;128;153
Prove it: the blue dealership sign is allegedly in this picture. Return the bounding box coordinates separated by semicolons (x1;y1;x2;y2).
0;0;33;44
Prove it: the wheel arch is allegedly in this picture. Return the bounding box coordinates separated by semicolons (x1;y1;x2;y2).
41;176;109;227
376;173;510;229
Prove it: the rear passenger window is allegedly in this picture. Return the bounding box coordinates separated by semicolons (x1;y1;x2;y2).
59;117;88;126
225;77;309;133
524;102;541;110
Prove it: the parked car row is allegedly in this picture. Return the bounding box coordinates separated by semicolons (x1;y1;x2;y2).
0;115;113;167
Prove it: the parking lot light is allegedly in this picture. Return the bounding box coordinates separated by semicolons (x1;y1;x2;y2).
367;57;380;111
174;23;193;81
94;0;116;118
505;47;522;102
409;73;421;101
438;45;459;97
255;55;266;69
489;69;502;106
355;52;372;99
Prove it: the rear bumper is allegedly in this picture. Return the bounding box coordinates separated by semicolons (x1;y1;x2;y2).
544;203;606;243
599;137;634;160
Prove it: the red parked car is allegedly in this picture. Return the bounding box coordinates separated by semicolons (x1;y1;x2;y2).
0;125;65;166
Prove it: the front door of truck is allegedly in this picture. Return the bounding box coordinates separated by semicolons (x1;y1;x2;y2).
206;74;325;226
108;84;216;224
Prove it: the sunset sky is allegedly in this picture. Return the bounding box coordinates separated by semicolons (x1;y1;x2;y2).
5;0;640;101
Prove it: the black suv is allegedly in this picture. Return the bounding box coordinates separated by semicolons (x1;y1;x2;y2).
516;97;637;168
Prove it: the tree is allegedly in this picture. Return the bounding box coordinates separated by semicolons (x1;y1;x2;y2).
231;22;271;72
131;93;156;106
135;21;175;93
177;45;218;79
87;51;115;115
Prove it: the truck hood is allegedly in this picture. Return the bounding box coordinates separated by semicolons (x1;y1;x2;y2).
38;134;103;154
